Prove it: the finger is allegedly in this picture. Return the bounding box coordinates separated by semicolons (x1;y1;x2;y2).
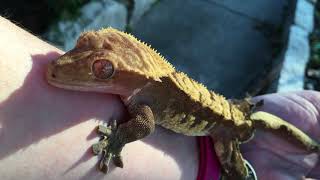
252;92;320;139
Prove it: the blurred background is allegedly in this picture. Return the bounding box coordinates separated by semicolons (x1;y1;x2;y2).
1;0;319;98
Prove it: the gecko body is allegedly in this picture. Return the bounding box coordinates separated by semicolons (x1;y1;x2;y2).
46;28;320;179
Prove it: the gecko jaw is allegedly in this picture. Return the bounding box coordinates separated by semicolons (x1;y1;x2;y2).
47;78;112;92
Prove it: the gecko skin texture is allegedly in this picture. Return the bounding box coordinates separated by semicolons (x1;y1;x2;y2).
46;28;320;180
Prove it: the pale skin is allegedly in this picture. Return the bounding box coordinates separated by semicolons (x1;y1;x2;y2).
0;17;319;180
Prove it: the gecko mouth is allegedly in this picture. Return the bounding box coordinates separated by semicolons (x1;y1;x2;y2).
46;62;122;94
47;78;111;92
46;62;106;91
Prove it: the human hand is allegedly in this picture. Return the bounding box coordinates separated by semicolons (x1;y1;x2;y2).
242;91;320;180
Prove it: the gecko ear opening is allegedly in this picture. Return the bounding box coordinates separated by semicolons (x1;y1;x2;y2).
92;59;115;79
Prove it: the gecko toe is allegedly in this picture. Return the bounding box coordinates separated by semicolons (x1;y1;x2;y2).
97;125;112;136
94;119;125;173
113;154;124;168
99;150;111;173
97;119;118;136
97;142;124;173
92;136;109;155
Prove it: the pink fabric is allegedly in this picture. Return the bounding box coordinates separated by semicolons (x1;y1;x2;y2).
197;136;221;180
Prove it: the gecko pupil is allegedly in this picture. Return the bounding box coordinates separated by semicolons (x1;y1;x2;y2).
92;60;114;79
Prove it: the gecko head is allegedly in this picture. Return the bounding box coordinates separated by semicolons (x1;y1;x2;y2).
46;28;172;97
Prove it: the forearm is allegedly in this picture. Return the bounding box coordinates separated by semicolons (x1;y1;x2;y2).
0;17;198;180
0;16;60;101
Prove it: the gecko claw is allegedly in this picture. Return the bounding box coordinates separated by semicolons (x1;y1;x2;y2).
113;154;124;168
249;100;264;113
110;119;117;130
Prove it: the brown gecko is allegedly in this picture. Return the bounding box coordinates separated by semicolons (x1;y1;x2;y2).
46;28;320;179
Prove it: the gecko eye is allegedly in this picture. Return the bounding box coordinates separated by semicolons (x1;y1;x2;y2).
92;60;114;79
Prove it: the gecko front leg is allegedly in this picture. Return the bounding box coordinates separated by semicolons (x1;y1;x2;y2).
93;104;156;173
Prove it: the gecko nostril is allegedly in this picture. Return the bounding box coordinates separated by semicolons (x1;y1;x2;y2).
51;73;56;78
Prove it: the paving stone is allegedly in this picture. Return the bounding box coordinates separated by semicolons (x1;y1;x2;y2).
278;26;310;92
294;0;314;33
277;0;316;92
44;0;297;97
208;0;289;25
132;0;288;98
130;0;158;26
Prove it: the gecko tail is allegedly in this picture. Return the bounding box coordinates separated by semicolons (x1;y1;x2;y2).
250;111;320;153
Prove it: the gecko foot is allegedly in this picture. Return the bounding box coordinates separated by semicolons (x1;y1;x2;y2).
92;120;125;173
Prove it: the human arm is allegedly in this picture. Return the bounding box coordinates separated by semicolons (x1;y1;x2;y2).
0;17;198;180
1;16;319;180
